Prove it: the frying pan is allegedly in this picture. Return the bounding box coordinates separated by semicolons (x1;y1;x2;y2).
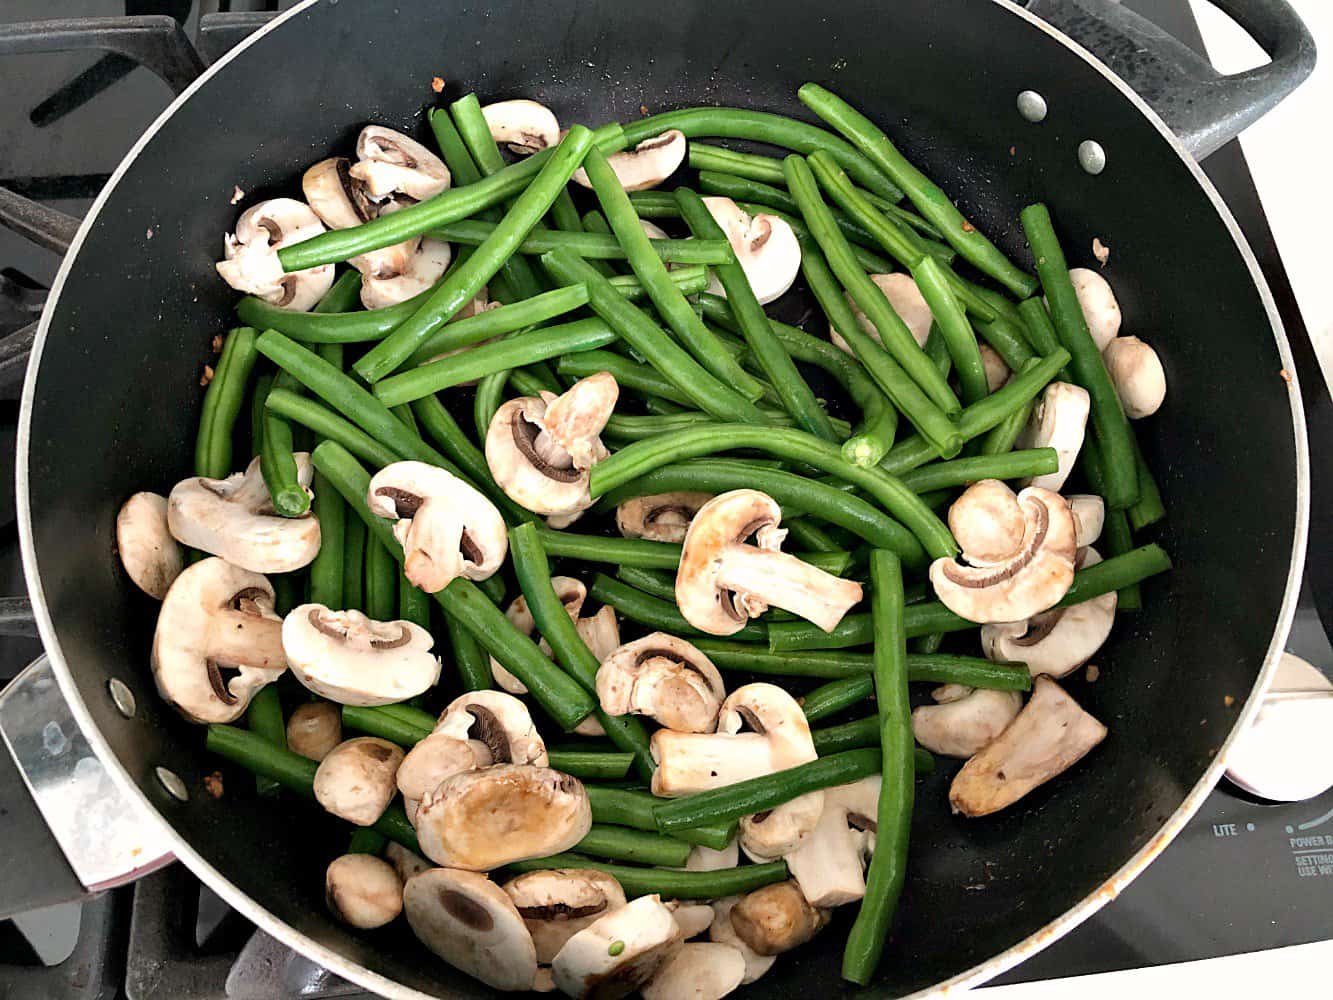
3;0;1317;995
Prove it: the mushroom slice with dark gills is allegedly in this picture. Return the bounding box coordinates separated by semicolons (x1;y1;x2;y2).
486;372;619;520
281;603;438;706
702;196;801;305
596;633;726;733
150;558;286;724
502;869;627;964
616;492;713;544
433;689;549;767
348;125;451;202
552;894;683;1000
572;129;687;192
483;99;561;155
215;198;334;311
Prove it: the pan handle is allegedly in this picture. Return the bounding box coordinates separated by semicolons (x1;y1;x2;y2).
1027;0;1317;159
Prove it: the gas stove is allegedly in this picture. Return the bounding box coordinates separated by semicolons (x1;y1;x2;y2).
0;2;1328;998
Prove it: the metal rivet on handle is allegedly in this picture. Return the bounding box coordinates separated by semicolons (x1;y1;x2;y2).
155;766;189;802
1078;140;1107;175
108;678;136;718
1016;90;1048;123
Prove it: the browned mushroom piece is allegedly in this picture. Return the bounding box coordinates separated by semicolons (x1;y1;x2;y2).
281;603;439;706
285;701;342;761
325;853;403;929
551;894;683;999
728;880;829;956
312;737;404;826
502;868;627;964
596;633;727;733
616;491;714;544
950;675;1107;817
929;481;1078;623
116;492;185;599
708;897;775;984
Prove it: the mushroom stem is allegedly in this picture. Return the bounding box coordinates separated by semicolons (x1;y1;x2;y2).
651;732;777;794
713;544;862;633
209;609;287;669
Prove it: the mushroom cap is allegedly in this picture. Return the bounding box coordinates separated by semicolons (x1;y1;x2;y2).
415;764;591;870
1067;494;1106;548
551;893;683;1000
483;99;561;155
701;197;801;305
1017;381;1090;493
282;603;439;707
930;484;1078;624
830;273;933;352
348;125;451;202
397;731;486;800
596;633;727;733
948;479;1029;566
312;737;404;826
367;461;507;593
360;237;453;309
286;701;342;761
572;129;687;192
325;853;403;929
167;455;320;574
664;902;715;940
981;547;1117;679
728;880;829;956
738;791;825;861
979;343;1012;392
215;198;334;310
116;491;184;599
503;868;628;964
950;675;1107;817
708;897;775;984
1102;335;1166;419
616;492;713;544
1224;652;1333;802
1068;267;1121;350
912;686;1024;758
642;942;746;1000
783;777;880;907
434;689;549;766
150;558;286;724
490;577;587;694
404;868;538;992
302;156;376;230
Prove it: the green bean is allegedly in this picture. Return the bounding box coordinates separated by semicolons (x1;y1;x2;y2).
249;373;272;461
341;704;431;747
546;752;635;781
347;828;387;856
541;250;764;423
429;106;486;185
799;83;1037;299
574;825;690;867
1129;437;1166;530
410;395;507;512
505;854;786;899
605;410;852;444
377;319;616;406
768;543;1173;650
342;516;365;611
257;375;310;517
913;255;988;405
406;284;590;365
842;549;913;983
431;219;732;265
620;106;903;202
784;518;843;554
614;566;677;602
376;703;436;730
801;676;873;724
590;574;768;643
1017;296;1062;358
446;613;492;692
813;716;879;756
399;569;432;630
1021;204;1138;508
898;449;1058;494
364;536;397;620
608;264;710;300
308;470;345;608
265;389;397;469
558;352;694;407
1102;507;1143;610
914;631;945;655
674;188;836;441
316;269;365;313
237;285;441;344
974;314;1037;372
353;128;598;382
196;327;258;478
313;442;597;730
510;523;656;778
590;424;957;560
585;787;735;851
474;368;511;440
245;686;285;796
978;396;1036;457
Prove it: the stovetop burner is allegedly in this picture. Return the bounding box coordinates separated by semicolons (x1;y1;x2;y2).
0;1;1327;998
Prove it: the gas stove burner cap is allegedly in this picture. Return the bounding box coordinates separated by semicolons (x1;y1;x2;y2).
1225;652;1333;802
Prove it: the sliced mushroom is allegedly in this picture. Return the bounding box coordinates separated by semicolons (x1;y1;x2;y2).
685;840;739;872
643;942;746;1000
150;558;286;724
1016;382;1090;492
728;880;829;956
783;776;880;906
503;869;628;964
348;125;451;202
551;893;683;999
486;373;618;519
482;99;561;155
738;791;825;862
433;689;549;766
282;603;439;706
167;455;320;574
676;490;862;636
117;492;184;599
415;765;590;869
385;841;433;883
1102;336;1166;419
950;675;1107;816
1067;494;1105;548
651;683;816;796
981;547;1117;679
302;156;377;230
325;853;403;929
829;272;933;352
979;343;1011;392
397;731;487;800
1068;267;1121;351
490;577;586;695
930;482;1078;624
572;606;621;737
596;633;727;733
215;198;334;311
709;897;775;984
404;868;537;992
701;197;802;305
572;129;687;192
286;701;342;761
367;461;507;593
616;492;713;544
664;902;714;940
911;686;1024;758
360;237;452;309
312;737;404;826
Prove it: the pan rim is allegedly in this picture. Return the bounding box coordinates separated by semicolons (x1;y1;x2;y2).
14;0;1310;996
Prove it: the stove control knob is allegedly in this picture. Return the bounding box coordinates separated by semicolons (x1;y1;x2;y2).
1225;652;1333;802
